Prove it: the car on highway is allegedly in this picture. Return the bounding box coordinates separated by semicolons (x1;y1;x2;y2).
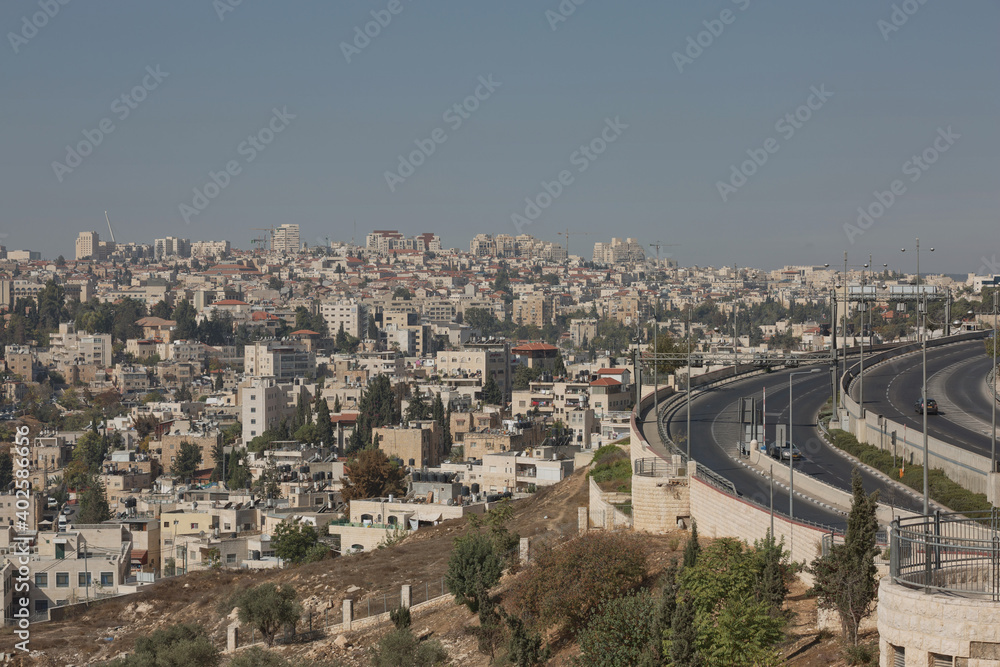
914;398;939;415
767;441;803;461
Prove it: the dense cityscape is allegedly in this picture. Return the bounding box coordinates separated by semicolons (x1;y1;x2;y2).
3;2;999;665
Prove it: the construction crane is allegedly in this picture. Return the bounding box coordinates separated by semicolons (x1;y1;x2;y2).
559;228;596;259
104;211;116;243
648;242;681;268
251;227;275;250
250;237;267;251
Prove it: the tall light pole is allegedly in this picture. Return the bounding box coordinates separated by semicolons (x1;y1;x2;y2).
788;367;820;524
686;306;692;460
902;239;934;514
993;290;998;474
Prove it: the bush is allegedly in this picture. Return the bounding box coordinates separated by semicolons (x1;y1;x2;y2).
577;590;658;667
445;530;502;611
506;531;647;634
107;623;219;666
844;642;877;666
829;429;991;512
589;445;632;492
369;628;448;667
389;605;411;630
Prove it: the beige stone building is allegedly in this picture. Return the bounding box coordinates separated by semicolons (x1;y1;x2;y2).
373;421;443;468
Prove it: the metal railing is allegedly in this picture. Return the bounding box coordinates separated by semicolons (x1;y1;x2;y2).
633;457;684;477
891;510;1000;599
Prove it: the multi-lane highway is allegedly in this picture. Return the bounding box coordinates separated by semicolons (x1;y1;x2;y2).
852;338;998;461
639;359;931;530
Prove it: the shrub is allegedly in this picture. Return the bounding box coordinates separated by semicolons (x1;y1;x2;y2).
106;623;219;666
506;531;647;634
445;531;502;611
589;445;632;492
577;590;658;667
828;429;991;512
389;605;411;630
369;628;448;667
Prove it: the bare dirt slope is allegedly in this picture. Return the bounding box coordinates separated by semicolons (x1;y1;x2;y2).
6;469;590;665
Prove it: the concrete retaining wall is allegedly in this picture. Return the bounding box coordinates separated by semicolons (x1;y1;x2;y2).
631;473;689;533
689;469;827;570
878;578;1000;666
588;476;633;529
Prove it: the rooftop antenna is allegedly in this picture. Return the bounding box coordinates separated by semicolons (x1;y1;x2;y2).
105;211;116;243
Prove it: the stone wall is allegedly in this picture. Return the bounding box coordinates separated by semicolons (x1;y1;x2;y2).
878;578;1000;666
588;476;632;529
631;473;689;533
689;471;826;570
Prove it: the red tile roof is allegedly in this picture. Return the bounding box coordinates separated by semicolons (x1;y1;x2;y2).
512;342;558;353
590;378;622;387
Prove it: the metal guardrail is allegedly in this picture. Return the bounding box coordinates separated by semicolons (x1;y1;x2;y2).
633;457;684;477
891;510;1000;599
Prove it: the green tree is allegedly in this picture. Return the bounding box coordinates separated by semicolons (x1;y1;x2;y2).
445;531;503;612
170;442;203;482
227;448;251;489
355;374;399;445
150;300;173;319
73;430;108;475
36;280;67;331
77;477;111;524
405;389;428;422
367;314;379;340
369;628;448;667
106;622;220;667
810;468;880;647
683;520;700;568
0;450;12;490
332;394;342;414
482;375;504;405
512;365;541;391
214;373;224;391
505;614;549;667
669;599;700;667
271;520;319;565
315;396;333;447
233;583;302;648
392;286;413;300
171;299;198;340
577;591;658;667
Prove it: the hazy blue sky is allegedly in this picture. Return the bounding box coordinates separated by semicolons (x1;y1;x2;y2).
2;0;997;273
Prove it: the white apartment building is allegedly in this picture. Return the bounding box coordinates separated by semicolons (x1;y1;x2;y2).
190;240;231;258
155;237;191;259
240;377;293;440
244;340;315;381
320;299;366;338
75;231;104;261
272;224;300;253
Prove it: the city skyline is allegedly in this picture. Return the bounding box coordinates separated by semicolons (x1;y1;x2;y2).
2;1;998;273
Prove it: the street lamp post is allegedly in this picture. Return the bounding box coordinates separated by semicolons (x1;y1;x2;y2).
992;291;998;473
686;306;692;460
902;239;934;514
788;368;820;524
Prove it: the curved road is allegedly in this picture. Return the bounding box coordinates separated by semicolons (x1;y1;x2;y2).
853;338;999;462
639;359;931;530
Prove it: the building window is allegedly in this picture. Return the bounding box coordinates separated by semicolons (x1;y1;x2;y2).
56;573;69;587
190;523;198;529
35;573;47;587
34;599;48;613
891;645;904;667
930;654;952;667
227;554;237;564
100;572;113;586
79;572;91;586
